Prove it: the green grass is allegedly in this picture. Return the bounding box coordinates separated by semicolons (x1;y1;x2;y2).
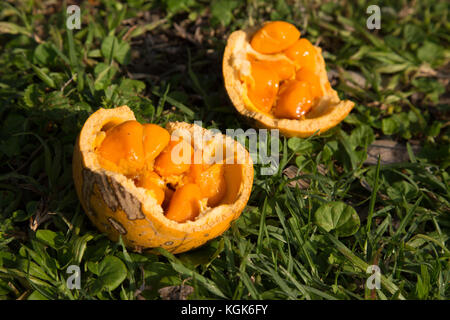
0;0;449;300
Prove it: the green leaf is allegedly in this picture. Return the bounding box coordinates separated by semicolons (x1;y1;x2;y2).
417;41;443;65
287;137;314;153
27;290;49;300
101;35;118;63
94;63;117;91
295;155;306;168
381;117;398;135
0;136;22;157
376;63;411;74
31;65;56;88
99;35;131;66
416;265;430;299
411;77;445;103
322;232;405;299
178;242;223;268
66;28;78;69
270;0;291;20
15;258;54;282
36;230;64;249
151;88;195;117
163;0;197;14
386;181;418;202
23;84;41;107
33;43;56;66
72;234;94;265
118;78;145;94
403;24;425;44
11;209;32;222
0;22;31;36
114;41;130;65
170;260;227;298
90;256;127;293
314;201;360;237
1;113;26;135
211;0;239;26
427;121;441;137
349;124;374;149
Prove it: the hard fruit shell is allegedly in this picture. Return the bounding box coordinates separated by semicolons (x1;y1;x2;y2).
223;28;355;138
72;106;254;254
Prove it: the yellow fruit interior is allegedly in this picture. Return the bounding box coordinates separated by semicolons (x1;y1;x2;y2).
94;120;240;223
238;21;332;120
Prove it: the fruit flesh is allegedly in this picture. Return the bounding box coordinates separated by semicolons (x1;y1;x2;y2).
242;22;327;119
97;120;145;176
273;80;314;119
154;139;193;177
245;60;279;113
96;121;227;223
250;21;301;54
248;55;295;81
284;38;317;71
142;124;170;163
135;171;165;205
295;67;322;98
186;155;227;207
165;183;202;223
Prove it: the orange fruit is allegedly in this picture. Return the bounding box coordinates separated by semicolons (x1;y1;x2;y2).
223;22;355;137
72;106;254;253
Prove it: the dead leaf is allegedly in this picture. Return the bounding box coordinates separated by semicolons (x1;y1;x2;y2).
328;69;339;86
364;140;421;166
159;285;194;300
283;164;328;189
283;165;309;189
398;1;416;19
359;178;389;200
343;70;367;89
414;64;437;78
132;266;152;300
29;199;53;231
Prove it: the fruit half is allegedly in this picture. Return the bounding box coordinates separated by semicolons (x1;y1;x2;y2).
223;21;354;137
72;106;253;254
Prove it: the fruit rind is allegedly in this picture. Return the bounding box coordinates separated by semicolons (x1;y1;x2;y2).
73;106;254;254
223;29;355;138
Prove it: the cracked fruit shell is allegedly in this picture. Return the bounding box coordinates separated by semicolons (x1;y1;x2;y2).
223;21;355;137
72;106;254;254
